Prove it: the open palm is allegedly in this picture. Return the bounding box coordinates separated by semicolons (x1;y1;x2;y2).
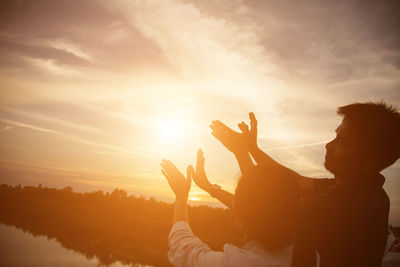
210;120;247;153
210;112;258;152
192;149;212;192
161;160;192;200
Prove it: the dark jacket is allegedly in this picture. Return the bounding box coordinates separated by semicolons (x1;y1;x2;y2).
292;174;389;267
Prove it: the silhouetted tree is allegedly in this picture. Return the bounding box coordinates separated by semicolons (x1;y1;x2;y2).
0;184;236;267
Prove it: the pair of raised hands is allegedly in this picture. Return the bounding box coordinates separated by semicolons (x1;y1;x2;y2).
160;113;258;200
210;112;258;154
160;149;209;201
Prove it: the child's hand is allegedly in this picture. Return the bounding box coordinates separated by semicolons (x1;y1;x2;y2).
192;149;212;192
161;160;193;201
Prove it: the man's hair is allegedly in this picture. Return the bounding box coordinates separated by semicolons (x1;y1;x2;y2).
233;165;300;250
338;101;400;171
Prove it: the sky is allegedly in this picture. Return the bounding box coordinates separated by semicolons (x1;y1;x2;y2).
0;0;399;223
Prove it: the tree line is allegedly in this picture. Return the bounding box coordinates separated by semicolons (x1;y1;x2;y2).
1;184;398;266
0;184;237;267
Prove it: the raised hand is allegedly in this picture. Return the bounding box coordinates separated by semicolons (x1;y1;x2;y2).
237;112;258;149
161;160;193;200
210;120;247;153
192;149;212;192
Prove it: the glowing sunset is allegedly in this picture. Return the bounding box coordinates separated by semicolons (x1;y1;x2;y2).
1;1;400;266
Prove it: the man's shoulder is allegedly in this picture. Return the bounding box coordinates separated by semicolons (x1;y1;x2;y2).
302;183;390;228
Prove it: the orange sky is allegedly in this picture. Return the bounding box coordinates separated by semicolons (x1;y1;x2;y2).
0;0;399;223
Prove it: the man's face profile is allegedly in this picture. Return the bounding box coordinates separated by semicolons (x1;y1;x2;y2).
324;118;364;176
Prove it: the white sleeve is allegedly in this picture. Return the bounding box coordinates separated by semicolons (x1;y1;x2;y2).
168;221;224;267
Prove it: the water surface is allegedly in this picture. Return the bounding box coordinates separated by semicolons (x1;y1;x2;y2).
0;223;149;267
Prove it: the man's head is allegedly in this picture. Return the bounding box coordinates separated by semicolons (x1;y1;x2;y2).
325;102;400;176
233;165;299;250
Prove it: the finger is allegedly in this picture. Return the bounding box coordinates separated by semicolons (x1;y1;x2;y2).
214;120;236;134
238;122;245;133
161;159;171;167
161;169;169;179
163;160;180;173
160;161;169;172
210;122;225;134
197;148;205;162
209;123;219;133
249;112;256;121
196;150;205;175
238;121;249;134
161;169;172;185
249;112;257;129
242;122;249;133
161;160;174;174
211;120;231;134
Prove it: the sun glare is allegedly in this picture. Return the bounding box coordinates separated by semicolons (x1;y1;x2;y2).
160;120;184;141
154;117;188;144
189;196;201;201
151;108;197;147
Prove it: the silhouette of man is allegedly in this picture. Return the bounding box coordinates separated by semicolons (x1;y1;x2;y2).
198;102;400;267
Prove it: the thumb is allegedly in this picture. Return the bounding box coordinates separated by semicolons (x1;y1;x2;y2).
196;149;205;171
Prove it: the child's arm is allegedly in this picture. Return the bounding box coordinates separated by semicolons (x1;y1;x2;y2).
161;160;193;223
161;160;224;266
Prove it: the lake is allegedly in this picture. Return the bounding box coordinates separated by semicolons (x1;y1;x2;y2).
0;223;153;267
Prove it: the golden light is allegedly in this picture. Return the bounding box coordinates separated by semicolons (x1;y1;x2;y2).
158;119;185;142
189;195;201;201
151;106;197;146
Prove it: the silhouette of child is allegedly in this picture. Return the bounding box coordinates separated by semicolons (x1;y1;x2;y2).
161;154;299;267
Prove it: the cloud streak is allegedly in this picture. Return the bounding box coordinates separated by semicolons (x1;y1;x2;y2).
0;118;64;135
0;107;103;134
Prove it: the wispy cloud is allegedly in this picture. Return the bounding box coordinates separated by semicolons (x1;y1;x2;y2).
24;57;80;76
0;118;65;135
1;107;102;134
0;116;157;161
0;125;13;132
48;39;93;62
69;136;158;160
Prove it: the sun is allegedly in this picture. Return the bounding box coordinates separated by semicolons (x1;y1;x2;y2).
159;120;184;141
151;108;197;146
154;117;187;143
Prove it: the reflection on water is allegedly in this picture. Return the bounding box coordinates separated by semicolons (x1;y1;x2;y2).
0;223;148;267
0;185;235;267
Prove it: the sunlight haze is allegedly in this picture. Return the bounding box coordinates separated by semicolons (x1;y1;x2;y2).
0;0;399;225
